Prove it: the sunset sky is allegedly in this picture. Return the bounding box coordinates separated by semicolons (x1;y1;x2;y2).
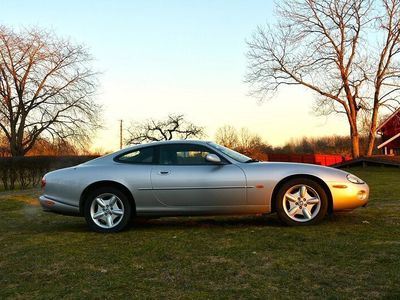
1;0;349;151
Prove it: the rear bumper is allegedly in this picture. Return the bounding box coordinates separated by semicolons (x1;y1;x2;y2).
39;195;80;216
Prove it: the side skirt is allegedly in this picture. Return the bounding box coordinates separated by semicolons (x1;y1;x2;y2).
136;205;270;217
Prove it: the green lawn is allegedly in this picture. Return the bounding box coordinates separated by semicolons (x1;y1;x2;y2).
0;166;399;299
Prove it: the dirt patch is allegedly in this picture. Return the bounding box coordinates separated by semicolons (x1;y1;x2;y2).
0;188;40;201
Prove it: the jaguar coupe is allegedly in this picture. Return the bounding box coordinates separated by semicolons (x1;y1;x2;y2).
39;140;369;232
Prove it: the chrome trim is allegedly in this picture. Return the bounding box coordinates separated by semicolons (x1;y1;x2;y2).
138;186;254;191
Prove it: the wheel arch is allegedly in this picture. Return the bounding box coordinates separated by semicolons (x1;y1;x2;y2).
79;181;136;216
270;174;333;214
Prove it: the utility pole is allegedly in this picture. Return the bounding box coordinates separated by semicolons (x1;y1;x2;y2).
119;119;123;149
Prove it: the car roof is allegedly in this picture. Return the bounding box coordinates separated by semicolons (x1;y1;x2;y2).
126;139;211;149
83;140;222;166
110;140;213;159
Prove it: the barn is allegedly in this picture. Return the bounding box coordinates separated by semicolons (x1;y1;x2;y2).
377;108;400;155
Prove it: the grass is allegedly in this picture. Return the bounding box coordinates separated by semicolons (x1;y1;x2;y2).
0;166;399;299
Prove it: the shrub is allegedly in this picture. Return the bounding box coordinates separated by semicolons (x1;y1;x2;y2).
0;156;98;190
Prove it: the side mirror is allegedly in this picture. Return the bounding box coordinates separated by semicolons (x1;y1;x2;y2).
205;153;222;164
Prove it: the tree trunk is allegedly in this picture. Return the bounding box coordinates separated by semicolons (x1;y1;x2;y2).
351;134;360;159
366;103;379;156
347;94;360;159
8;123;25;157
10;143;25;157
350;122;360;159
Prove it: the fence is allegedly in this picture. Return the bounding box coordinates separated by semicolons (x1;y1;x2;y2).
0;156;98;190
266;154;351;166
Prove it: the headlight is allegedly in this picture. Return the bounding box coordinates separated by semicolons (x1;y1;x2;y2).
346;174;364;184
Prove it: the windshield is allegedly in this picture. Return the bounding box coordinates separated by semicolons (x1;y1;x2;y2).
207;142;252;163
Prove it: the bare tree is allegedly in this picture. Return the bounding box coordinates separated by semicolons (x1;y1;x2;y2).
246;0;400;158
238;127;264;150
215;125;270;160
215;125;239;148
126;114;204;145
215;125;267;149
0;26;100;156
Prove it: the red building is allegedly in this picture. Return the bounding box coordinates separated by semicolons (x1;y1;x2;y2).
377;108;400;155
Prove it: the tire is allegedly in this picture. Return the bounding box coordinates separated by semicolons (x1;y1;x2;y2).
276;178;328;226
84;187;132;233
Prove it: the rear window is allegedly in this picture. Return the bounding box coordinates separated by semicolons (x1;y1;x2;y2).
115;147;154;164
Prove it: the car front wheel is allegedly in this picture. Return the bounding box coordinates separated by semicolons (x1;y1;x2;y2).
276;178;328;226
84;187;131;233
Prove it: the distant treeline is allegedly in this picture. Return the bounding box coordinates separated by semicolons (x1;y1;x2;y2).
215;126;380;159
232;135;380;161
270;136;376;156
0;156;98;190
0;136;104;158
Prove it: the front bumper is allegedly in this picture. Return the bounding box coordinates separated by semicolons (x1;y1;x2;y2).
329;182;369;211
39;195;80;216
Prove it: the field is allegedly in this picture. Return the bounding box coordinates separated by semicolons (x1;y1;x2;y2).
0;166;399;299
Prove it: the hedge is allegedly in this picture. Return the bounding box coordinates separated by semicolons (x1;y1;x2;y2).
0;156;99;190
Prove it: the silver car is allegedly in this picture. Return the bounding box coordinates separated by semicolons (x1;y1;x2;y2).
39;140;369;232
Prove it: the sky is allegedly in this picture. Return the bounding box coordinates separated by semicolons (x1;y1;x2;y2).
0;0;349;151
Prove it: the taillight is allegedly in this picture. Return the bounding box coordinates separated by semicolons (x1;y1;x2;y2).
41;177;46;189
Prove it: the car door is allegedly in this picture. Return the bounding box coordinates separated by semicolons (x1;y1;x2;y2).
151;143;247;206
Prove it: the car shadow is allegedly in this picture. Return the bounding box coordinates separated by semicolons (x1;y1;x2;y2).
21;214;284;234
20;210;361;234
128;214;283;231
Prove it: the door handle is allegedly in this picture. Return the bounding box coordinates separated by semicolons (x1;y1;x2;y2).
159;171;170;175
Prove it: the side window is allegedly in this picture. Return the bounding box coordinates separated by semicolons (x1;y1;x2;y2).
116;147;154;164
159;144;217;165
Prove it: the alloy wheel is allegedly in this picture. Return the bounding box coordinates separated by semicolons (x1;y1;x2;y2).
90;193;125;229
282;184;321;222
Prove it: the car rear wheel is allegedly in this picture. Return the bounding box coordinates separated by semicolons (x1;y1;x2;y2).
84;187;131;233
276;178;328;226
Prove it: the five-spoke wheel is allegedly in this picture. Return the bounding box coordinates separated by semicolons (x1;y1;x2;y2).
276;178;328;226
84;187;131;232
